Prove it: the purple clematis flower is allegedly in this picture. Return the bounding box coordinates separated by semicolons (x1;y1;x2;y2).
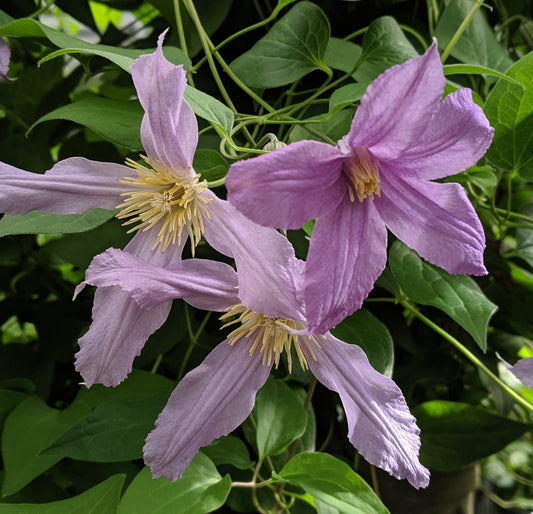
510;358;533;389
226;42;494;334
0;34;267;387
79;231;431;489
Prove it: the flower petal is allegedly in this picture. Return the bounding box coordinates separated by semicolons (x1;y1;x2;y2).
144;339;271;480
510;358;533;389
80;247;239;311
0;158;129;214
393;89;494;180
304;197;387;334
226;140;346;229
131;33;197;171
375;172;487;275
204;194;305;320
305;334;430;489
75;287;171;387
0;39;10;81
75;230;180;387
345;42;445;161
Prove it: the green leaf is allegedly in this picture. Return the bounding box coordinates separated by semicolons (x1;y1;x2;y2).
278;453;389;514
0;18;190;72
485;51;533;179
193;149;228;183
0;209;116;237
0;474;125;514
328;83;368;114
289;109;353;144
44;393;172;462
389;240;497;350
118;454;231;514
202;435;253;470
230;1;331;88
184;86;234;136
324;38;362;73
435;0;512;72
332;309;394;377
29;97;144;150
255;378;307;459
514;205;533;268
356;16;418;83
413;401;530;471
0;389;28;430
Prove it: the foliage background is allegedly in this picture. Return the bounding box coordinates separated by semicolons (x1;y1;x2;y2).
0;0;533;512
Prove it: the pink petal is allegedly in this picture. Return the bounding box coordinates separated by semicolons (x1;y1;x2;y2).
226;140;346;229
75;287;172;387
75;231;181;387
80;247;239;311
304;197;387;334
0;158;129;215
511;358;533;389
204;194;305;321
0;39;10;80
345;43;445;162
144;339;271;481
131;33;197;171
306;334;430;489
393;89;494;180
375;171;487;275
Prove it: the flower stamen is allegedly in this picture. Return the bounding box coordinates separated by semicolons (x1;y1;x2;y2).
343;147;381;203
116;155;211;253
220;304;323;372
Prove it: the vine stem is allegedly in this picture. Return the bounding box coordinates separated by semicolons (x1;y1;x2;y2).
173;0;194;86
400;300;533;413
441;0;485;62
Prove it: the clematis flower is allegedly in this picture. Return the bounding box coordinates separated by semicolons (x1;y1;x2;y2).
226;42;494;334
0;34;273;387
510;358;533;389
79;233;431;489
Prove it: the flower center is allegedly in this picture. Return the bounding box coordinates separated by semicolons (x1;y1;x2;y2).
219;304;323;372
115;155;211;252
342;147;381;203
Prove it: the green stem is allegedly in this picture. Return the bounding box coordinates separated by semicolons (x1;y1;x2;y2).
400;300;533;413
441;0;484;62
173;0;195;86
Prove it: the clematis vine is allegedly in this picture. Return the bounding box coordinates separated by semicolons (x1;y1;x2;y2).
0;34;274;387
226;42;494;334
79;231;431;489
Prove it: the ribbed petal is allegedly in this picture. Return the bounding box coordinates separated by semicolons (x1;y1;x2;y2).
511;358;533;389
144;339;271;480
375;171;487;275
226;140;346;229
0;39;10;80
74;231;180;387
75;287;171;387
0;158;129;215
131;33;197;172
204;193;305;321
304;197;387;334
80;248;239;311
392;89;494;180
305;334;430;489
345;43;445;161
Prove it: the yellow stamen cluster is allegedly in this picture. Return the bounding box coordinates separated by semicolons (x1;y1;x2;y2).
116;155;211;252
220;304;323;372
343;148;381;203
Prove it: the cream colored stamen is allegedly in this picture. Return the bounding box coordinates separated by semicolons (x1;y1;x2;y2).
220;304;324;372
343;147;381;203
116;155;211;253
